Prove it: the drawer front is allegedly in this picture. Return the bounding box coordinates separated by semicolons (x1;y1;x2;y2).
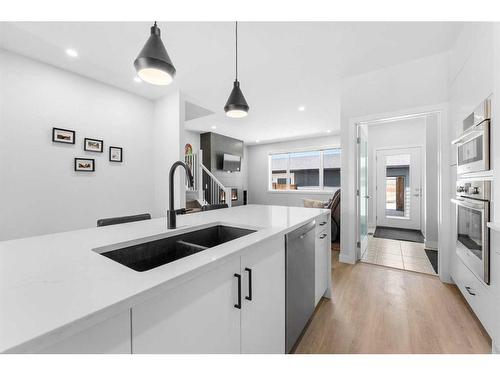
316;214;329;234
452;257;493;335
314;229;329;305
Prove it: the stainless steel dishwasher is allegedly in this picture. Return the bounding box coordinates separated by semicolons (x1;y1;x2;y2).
285;220;316;353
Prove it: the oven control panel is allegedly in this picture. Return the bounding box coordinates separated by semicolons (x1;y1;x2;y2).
456;179;491;201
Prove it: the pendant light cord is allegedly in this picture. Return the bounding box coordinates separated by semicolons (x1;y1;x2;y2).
235;21;238;81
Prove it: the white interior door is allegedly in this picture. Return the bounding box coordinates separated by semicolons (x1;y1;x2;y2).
357;124;369;257
376;147;422;230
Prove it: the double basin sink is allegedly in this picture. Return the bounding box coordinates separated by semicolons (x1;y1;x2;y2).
96;225;256;272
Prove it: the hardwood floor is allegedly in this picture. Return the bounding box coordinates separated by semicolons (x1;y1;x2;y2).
294;250;491;354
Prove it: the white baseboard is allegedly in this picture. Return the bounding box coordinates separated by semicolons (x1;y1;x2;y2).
492;340;499;354
339;251;355;264
424;240;438;250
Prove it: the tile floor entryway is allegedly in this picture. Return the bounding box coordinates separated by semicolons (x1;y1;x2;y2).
361;235;436;275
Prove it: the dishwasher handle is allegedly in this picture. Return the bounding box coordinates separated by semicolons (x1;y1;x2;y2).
291;221;316;240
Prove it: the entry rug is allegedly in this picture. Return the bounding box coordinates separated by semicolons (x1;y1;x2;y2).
373;226;424;243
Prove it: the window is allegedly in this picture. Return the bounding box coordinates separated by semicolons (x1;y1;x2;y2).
269;148;341;192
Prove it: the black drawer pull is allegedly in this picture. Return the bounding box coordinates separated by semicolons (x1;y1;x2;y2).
234;273;242;309
465;286;476;296
245;267;252;301
319;221;327;226
319;234;327;239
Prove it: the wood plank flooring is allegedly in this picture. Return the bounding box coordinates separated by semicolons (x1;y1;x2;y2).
294;250;491;354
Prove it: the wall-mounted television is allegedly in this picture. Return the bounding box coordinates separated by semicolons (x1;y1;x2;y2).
222;153;241;172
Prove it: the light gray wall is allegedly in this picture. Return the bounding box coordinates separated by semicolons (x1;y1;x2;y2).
247;136;341;207
0;50;156;240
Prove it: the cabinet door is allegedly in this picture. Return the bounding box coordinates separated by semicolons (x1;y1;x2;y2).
241;236;285;354
315;229;329;305
132;257;241;353
39;310;131;354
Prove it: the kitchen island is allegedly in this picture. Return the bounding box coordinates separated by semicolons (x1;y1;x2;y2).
0;205;331;354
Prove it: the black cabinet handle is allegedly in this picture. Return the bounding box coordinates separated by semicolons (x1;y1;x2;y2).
319;221;327;226
234;273;242;309
245;267;252;301
465;286;476;296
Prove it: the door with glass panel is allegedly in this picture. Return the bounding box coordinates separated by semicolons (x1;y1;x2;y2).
376;147;422;230
357;124;369;257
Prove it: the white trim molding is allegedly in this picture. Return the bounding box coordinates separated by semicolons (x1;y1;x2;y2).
341;102;451;283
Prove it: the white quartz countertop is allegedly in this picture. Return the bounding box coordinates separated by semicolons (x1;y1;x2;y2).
0;205;329;353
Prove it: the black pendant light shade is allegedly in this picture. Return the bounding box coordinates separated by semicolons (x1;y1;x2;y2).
224;22;249;118
224;80;249;118
134;22;176;85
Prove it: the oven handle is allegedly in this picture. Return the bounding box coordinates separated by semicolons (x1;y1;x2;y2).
451;198;486;211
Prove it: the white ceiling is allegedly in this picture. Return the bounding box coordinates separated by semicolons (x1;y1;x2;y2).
0;22;462;143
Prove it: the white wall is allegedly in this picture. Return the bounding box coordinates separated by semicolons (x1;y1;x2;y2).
340;52;450;264
366;117;427;230
152;92;183;217
0;50;156;240
247;135;341;207
448;23;500;346
425;114;439;249
342;52;449;120
183;130;201;155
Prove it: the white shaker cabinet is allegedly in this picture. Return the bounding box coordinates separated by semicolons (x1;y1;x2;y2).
240;236;285;353
131;256;242;353
315;214;330;305
131;236;286;354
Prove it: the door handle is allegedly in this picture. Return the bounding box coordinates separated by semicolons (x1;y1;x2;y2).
465;286;476;296
319;234;327;239
319;221;327;226
245;268;252;301
234;273;242;309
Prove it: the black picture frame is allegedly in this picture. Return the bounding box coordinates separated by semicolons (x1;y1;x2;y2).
74;158;95;172
84;138;104;153
109;146;123;162
52;127;75;144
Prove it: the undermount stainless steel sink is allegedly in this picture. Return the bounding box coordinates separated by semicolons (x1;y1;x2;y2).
97;225;256;272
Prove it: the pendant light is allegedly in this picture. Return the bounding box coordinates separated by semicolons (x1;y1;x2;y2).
134;22;176;85
224;22;249;118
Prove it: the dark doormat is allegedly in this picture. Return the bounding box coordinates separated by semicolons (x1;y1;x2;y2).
425;249;438;274
373;226;424;243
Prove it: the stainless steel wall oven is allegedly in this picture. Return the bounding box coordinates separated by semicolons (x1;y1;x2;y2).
452;179;491;284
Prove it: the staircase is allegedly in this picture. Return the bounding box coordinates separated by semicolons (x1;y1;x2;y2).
185;149;232;208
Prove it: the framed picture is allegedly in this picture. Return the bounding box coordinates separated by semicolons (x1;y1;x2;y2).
52;127;75;144
109;146;123;162
74;158;95;172
84;138;104;153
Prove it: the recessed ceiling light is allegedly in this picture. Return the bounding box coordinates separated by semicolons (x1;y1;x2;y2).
211;126;217;130
298;106;306;112
65;48;78;58
133;77;142;83
326;129;332;133
256;140;260;143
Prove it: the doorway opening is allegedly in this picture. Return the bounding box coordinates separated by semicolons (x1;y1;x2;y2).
357;114;438;275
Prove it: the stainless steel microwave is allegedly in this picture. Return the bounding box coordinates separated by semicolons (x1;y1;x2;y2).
452;99;491;175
